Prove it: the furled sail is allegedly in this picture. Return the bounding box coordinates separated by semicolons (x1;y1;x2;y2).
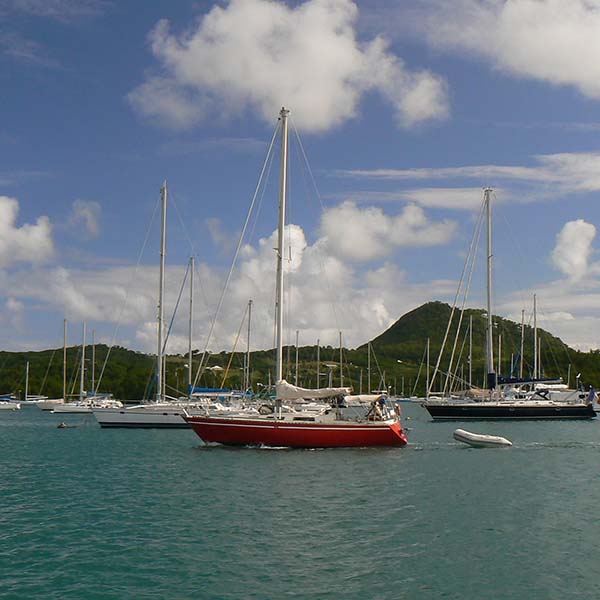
344;394;384;405
276;379;352;401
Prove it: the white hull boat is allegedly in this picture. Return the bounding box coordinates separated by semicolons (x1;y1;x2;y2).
34;398;65;411
53;397;123;414
0;401;20;411
453;428;512;448
94;404;192;428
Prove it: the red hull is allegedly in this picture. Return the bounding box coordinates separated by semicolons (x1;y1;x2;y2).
184;415;408;448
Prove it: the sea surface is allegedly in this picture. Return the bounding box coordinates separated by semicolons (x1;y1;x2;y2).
1;403;600;599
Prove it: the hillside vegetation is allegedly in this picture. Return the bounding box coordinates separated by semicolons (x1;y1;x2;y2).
2;302;598;400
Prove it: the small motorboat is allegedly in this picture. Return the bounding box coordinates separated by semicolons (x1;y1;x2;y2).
453;428;512;448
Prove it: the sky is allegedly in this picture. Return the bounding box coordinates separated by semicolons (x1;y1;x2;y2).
2;0;600;358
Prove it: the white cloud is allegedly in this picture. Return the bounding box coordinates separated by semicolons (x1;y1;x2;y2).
0;196;54;267
0;32;61;68
1;218;460;353
413;0;600;101
394;187;491;210
4;297;24;329
2;0;108;22
319;201;456;260
128;76;204;130
69;199;101;237
551;219;597;281
335;152;600;202
206;217;236;253
129;0;449;132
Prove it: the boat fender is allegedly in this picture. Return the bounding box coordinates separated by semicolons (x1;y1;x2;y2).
258;404;274;415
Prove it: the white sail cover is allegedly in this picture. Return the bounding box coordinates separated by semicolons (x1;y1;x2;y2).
344;394;383;405
276;379;351;401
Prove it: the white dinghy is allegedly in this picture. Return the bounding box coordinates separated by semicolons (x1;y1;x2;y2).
453;428;512;448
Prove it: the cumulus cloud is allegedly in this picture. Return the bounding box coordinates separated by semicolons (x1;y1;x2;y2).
129;0;449;132
500;279;600;351
206;217;236;253
414;0;600;101
0;196;54;267
69;199;101;237
319;201;456;261
2;215;459;353
551;219;597;280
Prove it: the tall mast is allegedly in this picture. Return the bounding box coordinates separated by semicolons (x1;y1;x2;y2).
294;330;299;385
91;329;95;395
519;308;525;379
157;182;167;402
246;300;252;391
533;293;538;380
188;255;194;397
80;321;86;401
484;188;496;391
468;316;472;388
275;107;289;383
63;319;67;402
367;341;371;393
339;331;343;386
316;339;320;389
426;337;430;399
497;334;502;376
25;360;29;402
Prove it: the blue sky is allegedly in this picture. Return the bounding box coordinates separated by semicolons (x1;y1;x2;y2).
2;0;600;355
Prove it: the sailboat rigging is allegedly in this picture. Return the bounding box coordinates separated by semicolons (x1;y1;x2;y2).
423;189;595;420
184;108;407;447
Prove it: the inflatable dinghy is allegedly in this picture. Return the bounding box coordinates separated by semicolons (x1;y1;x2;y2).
453;428;512;448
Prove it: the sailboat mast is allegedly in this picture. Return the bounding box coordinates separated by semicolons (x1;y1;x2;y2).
484;188;496;391
275;108;289;383
80;321;86;401
295;330;299;385
468;316;472;388
63;319;67;402
426;337;430;399
316;339;320;389
339;331;343;386
246;299;252;391
497;334;502;376
533;294;538;380
519;308;525;379
368;341;371;393
157;182;167;402
91;329;95;395
25;360;29;402
188;255;194;397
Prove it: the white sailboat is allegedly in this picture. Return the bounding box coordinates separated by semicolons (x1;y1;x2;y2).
0;392;20;410
94;185;202;428
54;322;122;414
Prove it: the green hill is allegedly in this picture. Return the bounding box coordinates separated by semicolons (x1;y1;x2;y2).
2;302;598;400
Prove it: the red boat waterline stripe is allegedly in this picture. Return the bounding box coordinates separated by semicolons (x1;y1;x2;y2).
187;419;393;431
187;421;396;432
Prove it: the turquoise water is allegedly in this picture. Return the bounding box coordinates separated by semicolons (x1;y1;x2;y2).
2;404;600;599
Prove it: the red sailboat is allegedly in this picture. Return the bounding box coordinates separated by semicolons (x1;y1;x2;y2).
185;108;407;449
